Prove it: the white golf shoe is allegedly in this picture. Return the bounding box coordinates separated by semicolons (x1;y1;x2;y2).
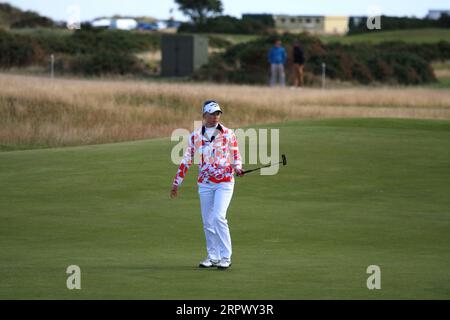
199;258;219;268
217;258;232;269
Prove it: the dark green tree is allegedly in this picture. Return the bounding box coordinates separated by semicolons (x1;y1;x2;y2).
175;0;223;25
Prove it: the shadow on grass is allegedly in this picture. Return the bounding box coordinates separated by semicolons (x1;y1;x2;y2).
89;264;232;272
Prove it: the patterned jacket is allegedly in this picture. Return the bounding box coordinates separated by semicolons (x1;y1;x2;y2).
172;123;242;187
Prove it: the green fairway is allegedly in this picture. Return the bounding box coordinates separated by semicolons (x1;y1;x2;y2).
1;118;449;299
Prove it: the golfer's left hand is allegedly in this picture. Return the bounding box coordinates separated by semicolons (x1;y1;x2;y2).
170;185;178;198
235;168;245;177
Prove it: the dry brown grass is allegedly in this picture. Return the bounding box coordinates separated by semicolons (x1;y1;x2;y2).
435;70;450;78
1;73;449;150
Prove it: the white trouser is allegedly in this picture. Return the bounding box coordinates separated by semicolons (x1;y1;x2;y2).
198;182;234;261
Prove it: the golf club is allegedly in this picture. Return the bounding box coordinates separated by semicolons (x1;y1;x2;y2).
241;154;287;175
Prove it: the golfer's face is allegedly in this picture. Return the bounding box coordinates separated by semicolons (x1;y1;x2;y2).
204;111;221;126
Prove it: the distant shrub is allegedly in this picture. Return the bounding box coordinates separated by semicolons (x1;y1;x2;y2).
68;51;146;76
374;41;450;62
67;29;160;54
194;33;439;85
0;28;156;76
179;15;273;35
348;15;450;34
378;52;435;84
29;28;161;56
0;31;36;67
10;16;54;28
0;27;445;82
367;57;395;82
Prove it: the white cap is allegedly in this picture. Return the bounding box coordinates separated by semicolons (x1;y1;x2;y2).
203;100;222;114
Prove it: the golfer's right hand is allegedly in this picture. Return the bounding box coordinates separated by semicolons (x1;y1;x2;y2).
170;185;178;198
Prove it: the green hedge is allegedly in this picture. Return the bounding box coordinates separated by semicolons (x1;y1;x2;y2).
1;28;446;82
0;28;158;75
0;30;36;67
67;51;145;76
349;15;450;34
31;28;160;55
194;33;442;85
178;15;273;35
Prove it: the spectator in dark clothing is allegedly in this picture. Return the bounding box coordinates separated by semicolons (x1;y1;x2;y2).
292;40;305;87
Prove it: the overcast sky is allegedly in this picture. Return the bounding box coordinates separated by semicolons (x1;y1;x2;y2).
5;0;450;21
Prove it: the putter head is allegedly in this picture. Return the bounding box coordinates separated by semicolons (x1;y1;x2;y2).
281;154;287;166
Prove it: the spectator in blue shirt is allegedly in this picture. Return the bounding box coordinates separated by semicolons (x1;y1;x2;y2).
268;39;286;87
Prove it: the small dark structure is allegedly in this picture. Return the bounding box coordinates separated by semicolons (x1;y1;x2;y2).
161;34;209;77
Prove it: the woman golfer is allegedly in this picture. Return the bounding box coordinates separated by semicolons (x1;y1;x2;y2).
170;100;244;269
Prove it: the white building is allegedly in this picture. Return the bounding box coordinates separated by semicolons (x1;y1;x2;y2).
273;15;349;35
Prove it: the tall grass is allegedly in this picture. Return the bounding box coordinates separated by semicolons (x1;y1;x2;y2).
1;73;449;150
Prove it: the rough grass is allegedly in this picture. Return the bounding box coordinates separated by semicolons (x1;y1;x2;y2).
1;73;450;150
